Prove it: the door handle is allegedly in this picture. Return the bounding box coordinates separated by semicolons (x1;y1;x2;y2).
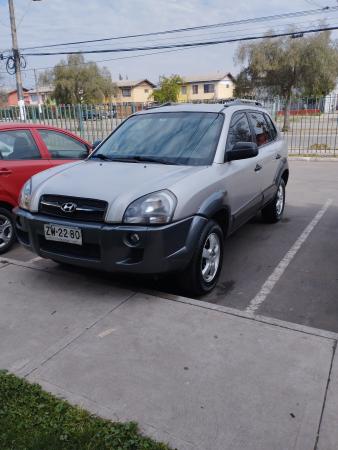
275;153;281;160
0;168;12;176
254;164;262;172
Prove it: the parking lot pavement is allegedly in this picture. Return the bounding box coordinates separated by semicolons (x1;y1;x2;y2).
0;262;134;373
0;260;337;450
4;159;338;333
2;159;338;449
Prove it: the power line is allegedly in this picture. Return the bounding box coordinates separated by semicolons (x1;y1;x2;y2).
0;17;335;75
14;6;338;52
1;13;334;68
16;0;33;29
21;25;338;57
34;14;338;51
0;45;207;75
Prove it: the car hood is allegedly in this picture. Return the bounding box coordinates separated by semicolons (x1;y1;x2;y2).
30;159;208;222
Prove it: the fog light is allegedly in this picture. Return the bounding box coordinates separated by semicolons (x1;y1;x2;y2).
128;232;140;245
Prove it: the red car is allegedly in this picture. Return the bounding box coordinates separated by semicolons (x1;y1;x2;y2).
0;123;91;254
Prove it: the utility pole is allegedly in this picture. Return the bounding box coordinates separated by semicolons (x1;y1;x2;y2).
33;68;42;114
8;0;25;120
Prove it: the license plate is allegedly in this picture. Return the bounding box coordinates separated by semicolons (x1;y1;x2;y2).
44;224;82;245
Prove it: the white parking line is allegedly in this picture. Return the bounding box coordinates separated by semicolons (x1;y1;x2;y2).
245;199;333;315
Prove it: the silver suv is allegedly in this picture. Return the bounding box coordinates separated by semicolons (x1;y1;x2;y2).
15;101;288;296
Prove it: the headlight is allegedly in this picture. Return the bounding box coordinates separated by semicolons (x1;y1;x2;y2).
19;179;32;211
123;190;177;224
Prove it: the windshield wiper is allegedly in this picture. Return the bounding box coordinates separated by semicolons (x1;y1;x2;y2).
125;155;179;165
90;154;114;161
91;154;179;165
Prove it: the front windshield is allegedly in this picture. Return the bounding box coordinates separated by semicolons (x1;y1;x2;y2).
91;111;224;166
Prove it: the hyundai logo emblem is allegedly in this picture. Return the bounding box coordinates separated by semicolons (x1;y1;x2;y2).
61;202;77;213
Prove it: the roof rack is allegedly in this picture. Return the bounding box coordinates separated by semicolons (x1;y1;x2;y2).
145;102;176;110
219;98;263;107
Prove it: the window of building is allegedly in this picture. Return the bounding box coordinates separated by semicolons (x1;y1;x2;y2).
192;84;199;95
144;89;149;93
204;83;215;94
181;86;187;95
226;113;253;151
0;130;40;160
121;87;131;97
226;84;230;88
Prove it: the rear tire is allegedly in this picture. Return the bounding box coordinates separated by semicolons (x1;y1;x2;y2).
178;220;223;296
261;179;285;223
0;207;16;255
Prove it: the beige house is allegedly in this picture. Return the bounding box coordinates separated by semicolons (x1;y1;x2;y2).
28;85;54;105
178;73;235;102
112;79;155;103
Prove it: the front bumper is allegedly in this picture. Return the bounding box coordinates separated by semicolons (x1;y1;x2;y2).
14;208;207;274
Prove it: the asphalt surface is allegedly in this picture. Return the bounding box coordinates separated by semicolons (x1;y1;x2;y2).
5;159;338;332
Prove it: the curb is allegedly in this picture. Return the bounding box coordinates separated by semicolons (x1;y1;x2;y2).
289;156;338;162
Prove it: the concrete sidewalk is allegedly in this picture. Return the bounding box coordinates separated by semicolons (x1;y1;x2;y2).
0;259;337;450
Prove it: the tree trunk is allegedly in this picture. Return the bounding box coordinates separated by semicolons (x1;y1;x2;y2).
282;93;291;132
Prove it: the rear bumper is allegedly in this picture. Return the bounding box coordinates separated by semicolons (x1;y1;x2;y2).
14;208;207;274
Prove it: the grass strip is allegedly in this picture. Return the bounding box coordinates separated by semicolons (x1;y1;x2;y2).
0;370;172;450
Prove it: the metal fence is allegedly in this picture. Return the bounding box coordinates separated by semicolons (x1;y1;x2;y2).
0;103;143;144
1;95;338;155
260;95;338;156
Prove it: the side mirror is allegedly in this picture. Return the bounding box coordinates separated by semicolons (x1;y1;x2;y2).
92;140;102;149
227;142;258;161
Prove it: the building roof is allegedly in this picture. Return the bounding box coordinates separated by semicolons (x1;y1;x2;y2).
7;87;30;94
29;86;53;95
116;79;156;88
181;72;235;84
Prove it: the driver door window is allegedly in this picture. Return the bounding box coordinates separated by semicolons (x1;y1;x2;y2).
226;113;253;152
0;130;41;160
0;130;49;204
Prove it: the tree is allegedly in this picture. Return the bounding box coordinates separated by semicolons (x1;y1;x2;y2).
153;75;182;103
235;30;338;130
39;54;117;104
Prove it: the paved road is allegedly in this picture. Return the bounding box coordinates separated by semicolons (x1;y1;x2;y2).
5;160;338;332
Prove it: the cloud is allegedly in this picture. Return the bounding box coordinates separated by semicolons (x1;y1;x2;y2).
0;0;336;89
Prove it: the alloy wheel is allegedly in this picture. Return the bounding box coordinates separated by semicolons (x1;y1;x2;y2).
0;214;13;249
201;232;221;283
276;184;284;216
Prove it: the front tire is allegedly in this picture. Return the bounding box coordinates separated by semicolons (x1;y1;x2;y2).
261;179;286;223
0;207;16;255
178;220;223;296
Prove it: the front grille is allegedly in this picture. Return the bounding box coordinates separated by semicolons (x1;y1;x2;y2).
39;236;101;261
39;195;108;222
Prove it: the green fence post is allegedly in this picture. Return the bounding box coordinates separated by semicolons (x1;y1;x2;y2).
77;104;84;138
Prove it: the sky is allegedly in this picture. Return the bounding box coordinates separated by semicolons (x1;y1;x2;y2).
0;0;337;89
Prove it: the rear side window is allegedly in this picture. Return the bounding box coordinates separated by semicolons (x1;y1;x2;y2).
0;130;41;160
264;114;278;141
38;130;88;159
248;112;270;147
226;112;253;151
